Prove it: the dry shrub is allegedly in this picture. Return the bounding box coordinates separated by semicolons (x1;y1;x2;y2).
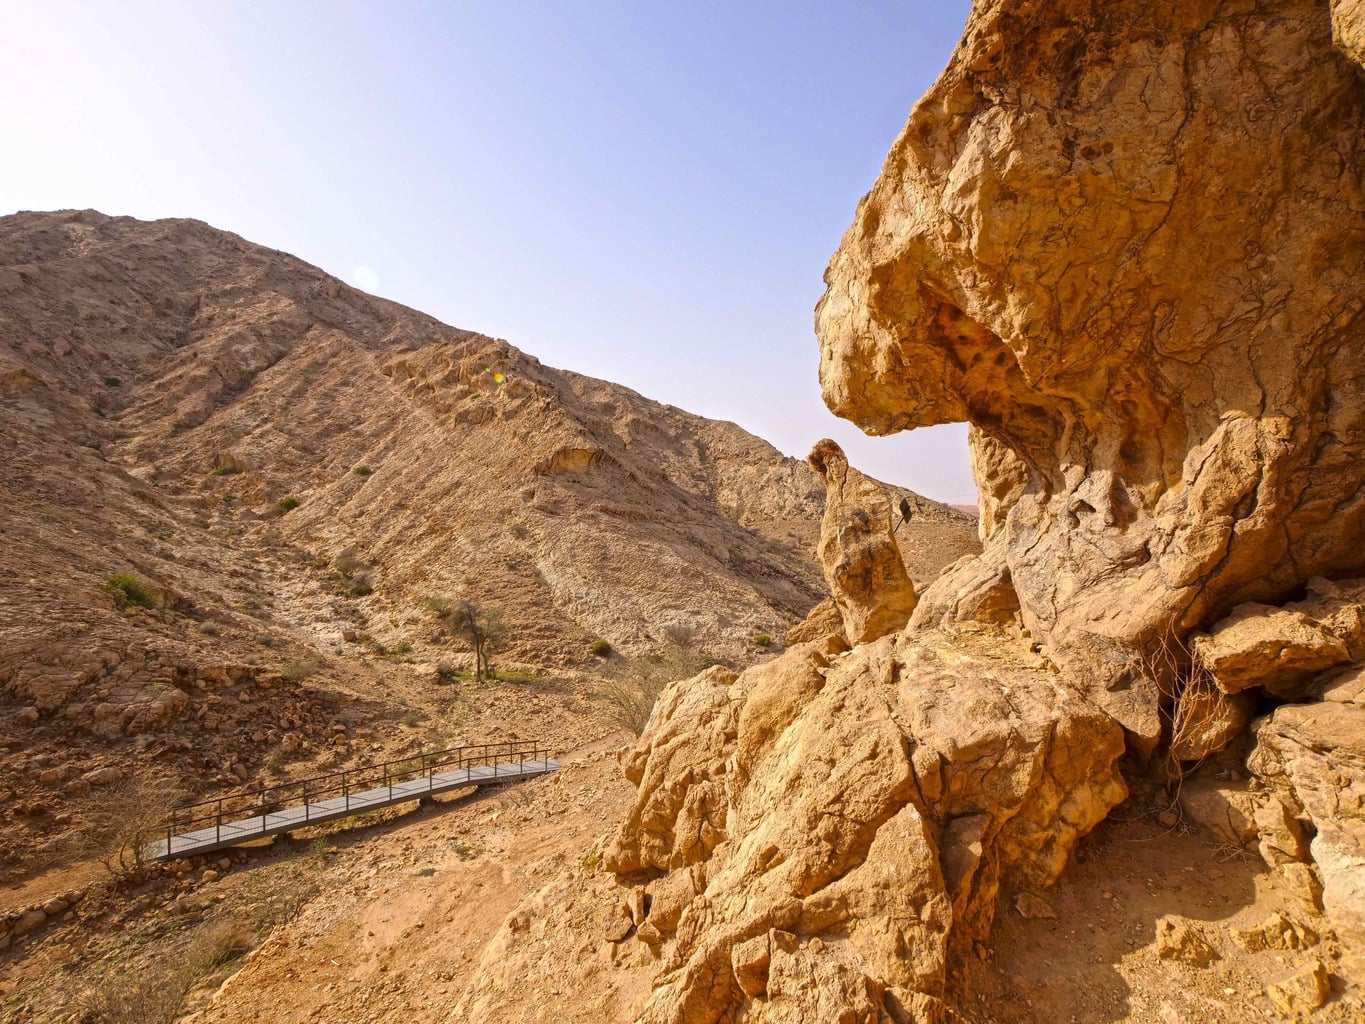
596;644;710;737
281;656;319;682
189;919;256;970
83;970;183;1024
83;919;255;1024
1140;625;1223;790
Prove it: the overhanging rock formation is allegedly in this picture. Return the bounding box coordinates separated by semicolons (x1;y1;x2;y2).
818;0;1365;745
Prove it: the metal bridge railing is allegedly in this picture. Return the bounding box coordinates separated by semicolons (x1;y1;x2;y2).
158;739;549;855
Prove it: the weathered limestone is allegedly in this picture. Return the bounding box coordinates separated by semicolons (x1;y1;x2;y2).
1248;667;1365;950
600;631;1125;1022
1154;915;1219;967
806;439;918;644
465;5;1365;1020
1334;0;1365;65
1266;959;1333;1017
1192;605;1351;698
783;596;845;646
816;0;1365;746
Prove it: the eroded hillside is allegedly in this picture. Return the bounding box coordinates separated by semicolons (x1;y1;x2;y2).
0;209;977;884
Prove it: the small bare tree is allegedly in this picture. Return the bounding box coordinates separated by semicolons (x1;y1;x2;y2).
76;769;186;880
426;597;507;680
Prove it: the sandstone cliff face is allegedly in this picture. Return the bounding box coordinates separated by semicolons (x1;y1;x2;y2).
817;0;1365;744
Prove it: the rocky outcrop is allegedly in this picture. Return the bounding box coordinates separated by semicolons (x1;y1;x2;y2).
534;445;603;475
421;5;1365;1021
573;2;1365;1018
783;596;845;646
527;4;1365;1019
594;630;1125;1022
1249;666;1365;951
1193;607;1350;699
816;0;1365;746
1334;0;1365;65
1189;577;1365;699
807;439;918;644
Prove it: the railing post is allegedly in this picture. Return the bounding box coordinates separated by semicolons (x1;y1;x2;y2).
216;800;222;845
344;773;350;813
303;780;309;822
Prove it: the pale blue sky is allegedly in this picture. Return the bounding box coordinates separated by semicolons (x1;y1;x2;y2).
1;1;976;502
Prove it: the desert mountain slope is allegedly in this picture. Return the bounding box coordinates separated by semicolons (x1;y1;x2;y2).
0;208;977;874
0;210;973;665
1;209;818;659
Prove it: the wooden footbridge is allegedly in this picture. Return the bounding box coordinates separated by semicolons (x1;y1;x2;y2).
143;740;559;861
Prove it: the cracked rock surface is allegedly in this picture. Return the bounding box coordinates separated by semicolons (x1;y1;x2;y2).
473;631;1126;1023
817;0;1365;746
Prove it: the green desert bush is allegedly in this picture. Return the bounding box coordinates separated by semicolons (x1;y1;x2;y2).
426;597;507;680
273;496;301;514
101;573;156;611
333;550;374;596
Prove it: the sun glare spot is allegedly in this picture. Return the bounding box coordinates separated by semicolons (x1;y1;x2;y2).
352;265;380;292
